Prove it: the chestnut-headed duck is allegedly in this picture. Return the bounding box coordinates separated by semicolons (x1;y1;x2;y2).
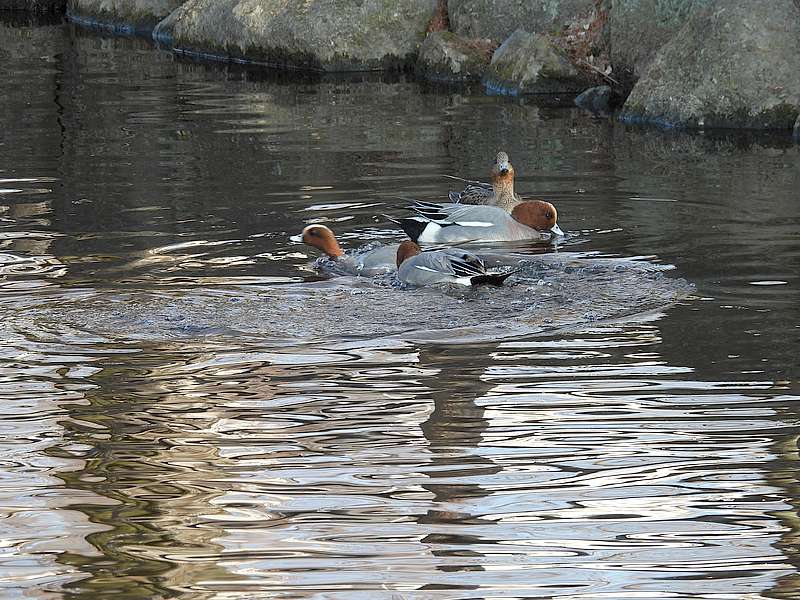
396;240;514;287
448;151;522;212
393;199;564;245
290;224;397;276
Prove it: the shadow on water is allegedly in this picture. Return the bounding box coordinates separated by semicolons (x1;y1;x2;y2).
0;15;799;600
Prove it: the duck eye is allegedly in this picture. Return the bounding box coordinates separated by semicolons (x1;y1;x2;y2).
545;212;554;219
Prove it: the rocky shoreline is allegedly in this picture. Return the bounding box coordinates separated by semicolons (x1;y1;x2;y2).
5;0;799;135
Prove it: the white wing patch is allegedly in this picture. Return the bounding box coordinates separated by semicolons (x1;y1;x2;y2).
414;265;439;273
453;221;493;227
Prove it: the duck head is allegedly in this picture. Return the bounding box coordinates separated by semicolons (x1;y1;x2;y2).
290;224;344;258
491;151;515;184
511;200;564;236
396;240;421;266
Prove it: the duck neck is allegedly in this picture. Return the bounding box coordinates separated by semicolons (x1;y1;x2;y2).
323;239;344;259
493;177;516;206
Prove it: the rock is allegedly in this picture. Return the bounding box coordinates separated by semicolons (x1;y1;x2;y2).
483;29;590;96
795;116;800;143
574;85;620;116
449;0;595;43
0;0;65;10
620;0;800;129
67;0;185;32
607;0;710;83
416;31;494;82
153;0;437;72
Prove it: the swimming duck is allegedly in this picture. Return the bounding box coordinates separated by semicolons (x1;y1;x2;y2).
396;240;514;287
448;151;522;211
290;224;397;276
393;199;564;245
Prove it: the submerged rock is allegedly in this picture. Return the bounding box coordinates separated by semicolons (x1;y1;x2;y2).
153;0;437;72
574;85;620;117
620;0;800;130
449;0;594;44
416;31;494;82
483;29;590;95
68;0;185;32
607;0;710;84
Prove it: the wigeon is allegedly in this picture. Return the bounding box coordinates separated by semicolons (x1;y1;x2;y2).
396;240;514;287
290;224;397;276
393;199;564;245
448;151;522;211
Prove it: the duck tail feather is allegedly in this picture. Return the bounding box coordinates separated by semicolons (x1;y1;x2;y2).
469;269;517;287
450;257;486;277
393;218;428;243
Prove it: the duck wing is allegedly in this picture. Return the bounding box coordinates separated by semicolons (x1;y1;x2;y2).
410;201;507;227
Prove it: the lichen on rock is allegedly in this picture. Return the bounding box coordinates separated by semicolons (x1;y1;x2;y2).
153;0;438;72
483;29;591;95
619;0;800;130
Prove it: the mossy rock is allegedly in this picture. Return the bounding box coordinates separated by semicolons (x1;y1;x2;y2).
483;29;591;95
619;0;800;129
449;0;595;43
154;0;437;72
67;0;185;32
416;31;494;82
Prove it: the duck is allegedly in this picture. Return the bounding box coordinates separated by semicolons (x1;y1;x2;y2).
448;151;522;211
392;199;564;245
290;224;398;276
396;240;514;287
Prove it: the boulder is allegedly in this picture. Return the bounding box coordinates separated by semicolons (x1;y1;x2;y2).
449;0;595;43
619;0;800;129
606;0;710;83
0;0;65;10
483;29;590;95
794;116;800;143
416;31;494;82
67;0;185;32
153;0;437;72
574;85;620;116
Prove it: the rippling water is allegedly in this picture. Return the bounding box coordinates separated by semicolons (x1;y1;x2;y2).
1;15;799;600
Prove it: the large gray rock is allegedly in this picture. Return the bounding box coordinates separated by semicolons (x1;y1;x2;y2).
416;31;494;82
67;0;185;31
607;0;710;83
449;0;594;43
620;0;800;129
483;29;590;95
154;0;437;72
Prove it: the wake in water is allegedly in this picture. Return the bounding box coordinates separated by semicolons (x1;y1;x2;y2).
6;252;694;344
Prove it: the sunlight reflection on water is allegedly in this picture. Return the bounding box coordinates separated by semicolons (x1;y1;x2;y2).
0;16;798;600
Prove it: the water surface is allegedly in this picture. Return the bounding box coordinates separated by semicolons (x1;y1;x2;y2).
1;17;799;600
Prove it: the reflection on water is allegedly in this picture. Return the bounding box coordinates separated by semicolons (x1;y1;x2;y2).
0;15;799;600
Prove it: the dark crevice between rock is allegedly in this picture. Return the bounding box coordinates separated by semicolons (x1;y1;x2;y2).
0;0;65;13
0;7;63;25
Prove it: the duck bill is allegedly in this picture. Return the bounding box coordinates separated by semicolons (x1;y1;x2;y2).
550;224;565;237
289;234;303;243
